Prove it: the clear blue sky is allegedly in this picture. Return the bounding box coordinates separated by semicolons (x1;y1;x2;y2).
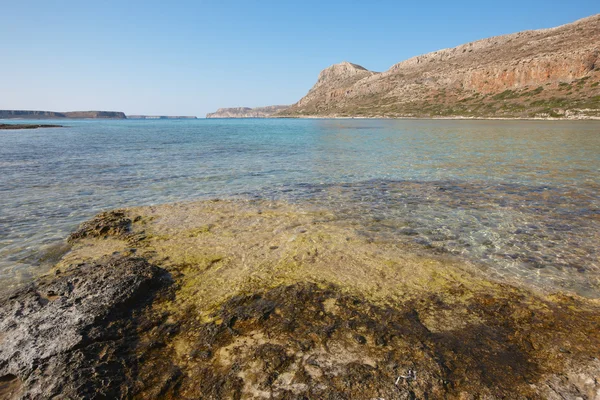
1;1;598;117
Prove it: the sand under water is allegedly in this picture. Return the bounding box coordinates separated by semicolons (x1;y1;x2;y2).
2;199;599;399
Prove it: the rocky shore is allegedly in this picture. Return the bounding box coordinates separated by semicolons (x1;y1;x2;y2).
1;200;599;399
0;124;63;130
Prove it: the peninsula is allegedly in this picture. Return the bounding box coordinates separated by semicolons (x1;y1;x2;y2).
127;115;197;120
276;15;600;119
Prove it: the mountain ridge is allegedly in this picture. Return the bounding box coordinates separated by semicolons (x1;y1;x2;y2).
277;14;600;119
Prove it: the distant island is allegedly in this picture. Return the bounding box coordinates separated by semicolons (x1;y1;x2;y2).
206;105;289;118
0;110;198;120
0;110;126;119
276;14;600;119
127;115;197;120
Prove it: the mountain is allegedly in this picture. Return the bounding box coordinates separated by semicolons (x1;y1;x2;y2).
206;105;289;118
278;15;600;119
0;110;126;119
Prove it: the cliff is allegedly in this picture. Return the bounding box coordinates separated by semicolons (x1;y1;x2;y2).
206;105;289;118
278;15;600;119
0;110;126;119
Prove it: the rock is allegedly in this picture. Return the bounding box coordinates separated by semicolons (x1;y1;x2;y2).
3;200;600;398
0;255;170;399
0;124;63;130
68;210;132;242
278;14;600;119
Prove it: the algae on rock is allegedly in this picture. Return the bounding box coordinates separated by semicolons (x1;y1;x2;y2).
3;199;600;399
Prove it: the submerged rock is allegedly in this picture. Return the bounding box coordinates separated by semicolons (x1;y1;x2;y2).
68;209;132;242
0;124;63;130
2;200;600;398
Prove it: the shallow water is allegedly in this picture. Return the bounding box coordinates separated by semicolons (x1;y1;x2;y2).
0;119;599;295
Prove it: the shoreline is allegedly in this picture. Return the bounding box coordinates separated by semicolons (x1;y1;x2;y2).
205;115;600;121
2;199;599;398
273;114;600;121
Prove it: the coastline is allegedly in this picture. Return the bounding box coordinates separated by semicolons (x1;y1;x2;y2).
272;114;600;121
203;114;600;121
2;199;599;398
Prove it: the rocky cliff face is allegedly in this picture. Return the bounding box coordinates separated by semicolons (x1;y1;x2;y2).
279;15;600;118
0;110;127;119
206;105;289;118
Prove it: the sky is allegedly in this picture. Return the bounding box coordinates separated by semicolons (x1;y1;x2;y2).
1;1;598;117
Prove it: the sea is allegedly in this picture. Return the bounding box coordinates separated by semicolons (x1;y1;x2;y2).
1;118;599;297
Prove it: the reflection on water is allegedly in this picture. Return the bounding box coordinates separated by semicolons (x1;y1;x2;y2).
0;119;599;296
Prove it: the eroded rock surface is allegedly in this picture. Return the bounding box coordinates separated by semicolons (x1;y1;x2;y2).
68;210;132;242
136;282;600;399
2;200;600;398
0;256;170;399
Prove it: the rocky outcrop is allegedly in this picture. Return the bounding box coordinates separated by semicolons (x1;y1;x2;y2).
0;110;127;119
0;255;170;399
1;200;599;398
0;124;62;130
206;105;289;118
279;14;600;118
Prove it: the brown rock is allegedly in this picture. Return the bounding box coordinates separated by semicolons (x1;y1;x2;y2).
279;15;600;119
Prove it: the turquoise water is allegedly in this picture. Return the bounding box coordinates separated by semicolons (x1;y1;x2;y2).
1;119;599;295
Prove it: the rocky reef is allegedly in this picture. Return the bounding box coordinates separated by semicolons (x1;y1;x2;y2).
206;105;289;118
1;200;599;399
0;110;126;119
278;15;600;119
0;124;63;130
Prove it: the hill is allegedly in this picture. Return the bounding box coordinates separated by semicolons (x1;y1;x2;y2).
278;15;600;119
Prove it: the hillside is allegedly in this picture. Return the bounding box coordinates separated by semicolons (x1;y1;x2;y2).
278;15;600;119
0;110;126;119
206;105;289;118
